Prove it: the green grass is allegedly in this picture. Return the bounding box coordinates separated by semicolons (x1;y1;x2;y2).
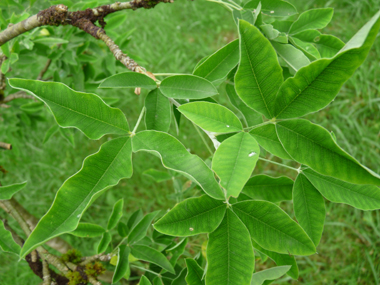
1;0;380;284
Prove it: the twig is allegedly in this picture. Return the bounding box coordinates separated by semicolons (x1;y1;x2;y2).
2;91;36;103
0;142;12;150
42;258;51;285
87;275;102;285
80;253;111;266
37;59;52;80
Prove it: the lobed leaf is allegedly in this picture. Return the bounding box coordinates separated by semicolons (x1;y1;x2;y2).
206;209;255;285
132;131;224;200
0;181;27;200
8;79;130;139
212;132;260;198
145;88;171;132
154;195;226;237
99;72;157;89
20;137;133;258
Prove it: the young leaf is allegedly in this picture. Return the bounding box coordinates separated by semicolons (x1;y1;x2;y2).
160;75;218;99
271;42;310;73
193;39;239;85
178;101;243;133
243;175;293;203
70;223;105;238
276;119;380;186
154;195;226;236
113;245;130;284
0;220;21;255
293;173;325;246
97;232;112;253
289;8;334;35
8;79;130;139
143;169;172;183
132;131;224;200
251;266;291;285
314;34;345;58
185;259;205;285
289;36;321;59
235;20;283;119
99;72;157;90
145;88;171;132
244;0;297;17
0;181;27;200
130;245;175;274
233;201;316;255
249;123;292;160
139;276;152;285
273;11;380;119
251;239;299;279
128;211;160;244
303;169;380;210
20;137;133;259
206;209;255;285
107;199;124;230
226;84;263;127
212;132;260;198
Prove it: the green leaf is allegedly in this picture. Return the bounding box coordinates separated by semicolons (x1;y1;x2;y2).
251;239;298;279
145;88;171;132
8;79;129;140
167;238;188;266
154;195;226;237
276;119;380;185
293;173;325;246
99;72;157;90
172;267;187;285
33;37;69;45
233;201;316;255
271;42;310;73
128;209;144;232
235;20;283;119
113;245;130;283
251;266;291;285
185;259;205;285
132;131;224;200
43;125;59;144
59;127;75;147
143;169;172;183
289;8;334;35
212;132;260;198
139;276;152;285
206;209;255;285
178;102;242;133
160;75;218;99
0;181;27;200
244;0;297;17
98;232;112;253
107;199;124;230
20;101;44;113
314;34;345;58
117;222;129;238
106;13;128;30
226;84;263;127
243;175;293;203
273;11;380;119
20;137;133;259
193;39;239;85
303;169;380;210
128;211;160;244
289;36;321;60
130;245;175;274
70;223;105;238
249;123;292;160
0;220;21;255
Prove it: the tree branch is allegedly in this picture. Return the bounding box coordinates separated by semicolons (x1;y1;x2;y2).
37;59;52;80
0;142;12;150
2;91;36;103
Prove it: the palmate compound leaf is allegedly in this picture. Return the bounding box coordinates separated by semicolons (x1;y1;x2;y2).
154;195;226;237
160;75;218;100
276;119;380;186
206;209;255;285
98;72;157;89
193;39;239;85
113;245;130;284
243;175;293;203
0;181;27;200
178;101;243;133
8;79;130;140
19;137;133;259
303;168;380;210
212;132;260;198
273;10;380;119
0;220;21;255
132;131;225;200
185;259;205;285
293;173;325;246
235;20;283;119
289;8;334;35
251;239;298;279
251;266;291;285
145;88;171;132
233;201;316;255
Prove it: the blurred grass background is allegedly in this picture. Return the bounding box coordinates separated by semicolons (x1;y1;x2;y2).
0;0;380;284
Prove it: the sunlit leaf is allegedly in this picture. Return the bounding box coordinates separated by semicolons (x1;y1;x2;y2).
0;181;27;200
145;88;171;132
289;8;334;35
99;72;157;90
